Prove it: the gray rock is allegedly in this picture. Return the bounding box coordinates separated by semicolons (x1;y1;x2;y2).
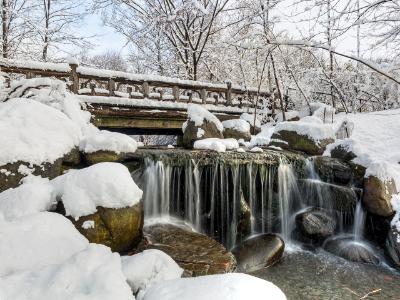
313;156;352;185
223;128;251;142
231;233;284;272
386;226;400;269
182;120;223;149
330;144;357;162
296;208;337;239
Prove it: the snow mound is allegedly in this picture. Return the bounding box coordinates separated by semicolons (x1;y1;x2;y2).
0;244;134;300
275;120;336;141
250;126;275;147
300;102;336;122
222;119;250;133
51;162;143;219
80;129;138;154
122;249;183;296
184;103;223;132
141;273;286;300
0;212;88;277
0;98;81;166
194;138;239;152
240;113;261;128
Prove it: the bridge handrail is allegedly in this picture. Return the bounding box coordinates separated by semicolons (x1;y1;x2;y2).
0;58;270;109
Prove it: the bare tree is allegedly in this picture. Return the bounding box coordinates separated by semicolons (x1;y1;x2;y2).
85;50;128;71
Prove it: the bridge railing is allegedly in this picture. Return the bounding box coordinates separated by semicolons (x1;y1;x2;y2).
0;59;271;110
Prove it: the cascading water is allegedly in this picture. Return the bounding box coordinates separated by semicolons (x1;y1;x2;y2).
353;201;366;241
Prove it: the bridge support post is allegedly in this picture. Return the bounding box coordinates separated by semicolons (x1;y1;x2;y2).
172;86;180;102
142;82;150;98
200;88;207;104
226;81;232;105
108;79;115;96
69;63;79;94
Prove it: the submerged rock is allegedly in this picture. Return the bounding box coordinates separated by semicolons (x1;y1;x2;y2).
324;237;380;265
295;208;336;239
313;156;352;185
270;130;334;155
231;233;284;272
69;202;143;253
139;223;236;276
182;120;223;149
363;176;397;217
386;226;400;269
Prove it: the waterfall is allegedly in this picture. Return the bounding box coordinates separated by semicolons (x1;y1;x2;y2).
353;201;366;241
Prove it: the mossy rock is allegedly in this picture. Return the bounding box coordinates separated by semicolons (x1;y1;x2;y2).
182;120;223;149
62;147;81;166
223;128;251;142
270;130;334;155
83;150;128;165
71;202;143;253
0;158;63;193
363;176;397;217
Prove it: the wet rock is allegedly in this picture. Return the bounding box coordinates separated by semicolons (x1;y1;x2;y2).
330;144;357;162
182;120;223;149
223;127;251;142
70;202;143;253
0;159;63;193
363;176;397;217
313;156;352;185
324;237;380;265
83;150;129;165
270;130;334;155
386;226;400;269
139;223;236;276
236;193;252;243
231;233;284;272
296;208;337;239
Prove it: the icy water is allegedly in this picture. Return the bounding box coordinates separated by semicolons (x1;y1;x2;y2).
251;250;400;300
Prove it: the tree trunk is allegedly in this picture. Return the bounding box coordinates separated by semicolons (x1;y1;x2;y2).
42;0;51;61
2;0;8;58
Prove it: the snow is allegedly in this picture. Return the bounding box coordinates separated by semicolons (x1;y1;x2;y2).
299;102;335;123
80;129;138;154
141;273;286;300
82;220;95;229
240;113;261;128
186;104;223;132
66;56;79;66
122;249;183;297
250;126;275;147
275;110;300;122
0;212;88;277
392;195;400;232
167;145;175;149
51;163;143;219
275;119;336;141
197;128;205;138
250;147;264;153
222;119;250;133
0;98;81;166
0;244;135;300
194;138;239;152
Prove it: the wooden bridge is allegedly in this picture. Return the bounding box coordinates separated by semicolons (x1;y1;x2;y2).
0;59;271;135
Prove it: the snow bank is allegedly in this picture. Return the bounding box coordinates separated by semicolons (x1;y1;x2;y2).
0;212;88;276
122;249;183;296
240;113;261;128
0;98;81;166
275;120;336;141
194;138;239;152
184;104;223;132
275;110;299;122
80;129;138;154
222;119;250;133
300;102;336;123
51;162;143;219
140;273;286;300
0;244;134;300
0;163;143;221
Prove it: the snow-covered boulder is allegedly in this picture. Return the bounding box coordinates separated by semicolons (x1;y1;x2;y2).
0;244;135;300
270;119;335;155
250;126;275;148
122;249;183;297
140;273;286;300
0;212;88;277
363;176;397;217
193;138;239;153
240;113;261;134
222;119;251;141
182;104;223;148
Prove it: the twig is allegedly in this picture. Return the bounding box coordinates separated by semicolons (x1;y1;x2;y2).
360;289;381;299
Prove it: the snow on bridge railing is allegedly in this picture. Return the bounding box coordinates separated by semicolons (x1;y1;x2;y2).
0;58;271;110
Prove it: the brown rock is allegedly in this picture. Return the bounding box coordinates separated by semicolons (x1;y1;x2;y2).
223;128;251;142
83;150;129;165
182;120;223;149
363;176;397;217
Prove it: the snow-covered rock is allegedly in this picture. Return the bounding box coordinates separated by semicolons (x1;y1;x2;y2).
222;119;251;141
0;244;134;300
194;138;239;153
80;129;138;154
122;249;183;296
140;273;286;300
250;126;275;147
0;212;88;277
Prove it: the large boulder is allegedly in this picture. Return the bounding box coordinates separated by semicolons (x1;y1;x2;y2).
138;223;236;276
222;119;252;141
313;156;352;185
270;130;334;155
386;226;400;269
324;237;380;265
182;120;223;149
363;176;397;217
295;208;337;239
68;202;143;253
231;233;284;272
